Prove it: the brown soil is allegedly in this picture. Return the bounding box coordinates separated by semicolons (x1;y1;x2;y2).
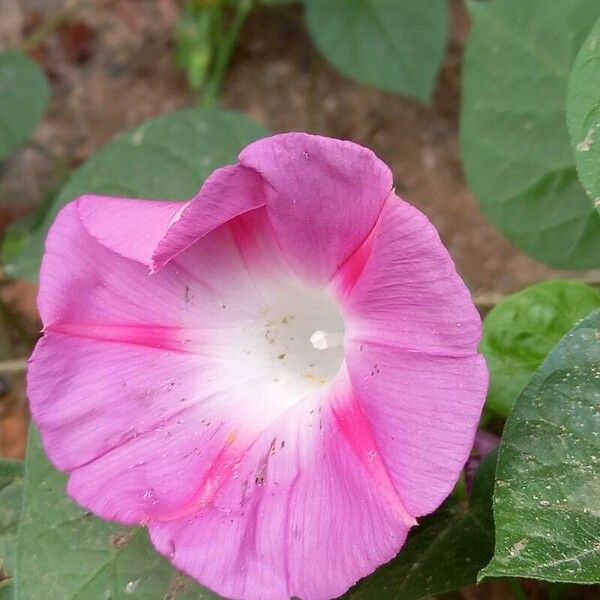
2;0;591;297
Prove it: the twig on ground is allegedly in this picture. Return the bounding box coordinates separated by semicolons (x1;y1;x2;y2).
0;358;28;375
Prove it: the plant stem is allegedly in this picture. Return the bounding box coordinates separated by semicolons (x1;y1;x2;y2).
0;358;28;375
21;0;85;53
200;0;253;108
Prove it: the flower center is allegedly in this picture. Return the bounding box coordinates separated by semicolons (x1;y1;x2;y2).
258;283;345;387
309;330;344;350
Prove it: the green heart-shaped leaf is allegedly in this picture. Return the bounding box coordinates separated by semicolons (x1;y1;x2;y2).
481;309;600;582
0;52;49;161
305;0;448;103
460;0;600;269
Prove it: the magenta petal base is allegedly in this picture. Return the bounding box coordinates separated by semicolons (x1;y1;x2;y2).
28;133;488;600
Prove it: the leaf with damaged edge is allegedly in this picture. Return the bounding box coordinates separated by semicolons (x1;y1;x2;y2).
460;0;600;269
15;428;219;600
481;309;600;582
344;451;496;599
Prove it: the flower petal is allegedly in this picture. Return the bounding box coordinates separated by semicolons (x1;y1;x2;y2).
333;196;487;516
30;201;270;495
345;342;487;517
77;195;183;266
78;164;265;271
29;322;328;525
29;135;487;600
149;373;412;600
39;201;263;330
333;195;483;356
28;334;224;521
239;133;392;284
31;200;339;534
31;200;273;512
152;164;265;271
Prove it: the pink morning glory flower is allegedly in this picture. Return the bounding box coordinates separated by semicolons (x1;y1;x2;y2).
28;133;487;600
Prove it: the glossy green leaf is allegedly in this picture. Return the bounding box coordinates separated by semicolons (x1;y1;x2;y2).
0;460;24;600
481;309;600;583
567;15;600;214
460;0;600;269
481;280;600;416
304;0;448;103
0;52;50;161
16;429;219;600
1;108;267;281
345;451;496;600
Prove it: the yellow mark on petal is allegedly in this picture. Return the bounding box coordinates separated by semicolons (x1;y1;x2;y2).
304;373;327;384
226;431;236;446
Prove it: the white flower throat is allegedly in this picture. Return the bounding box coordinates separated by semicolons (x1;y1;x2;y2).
258;285;345;385
205;281;346;424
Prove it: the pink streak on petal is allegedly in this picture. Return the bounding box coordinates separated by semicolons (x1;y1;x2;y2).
330;390;416;527
174;440;241;514
345;340;487;517
148;375;413;600
155;438;245;522
332;216;377;300
229;207;291;281
151;164;265;271
333;194;483;356
38;200;262;330
333;195;487;517
66;415;239;526
239;133;392;284
44;323;194;353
